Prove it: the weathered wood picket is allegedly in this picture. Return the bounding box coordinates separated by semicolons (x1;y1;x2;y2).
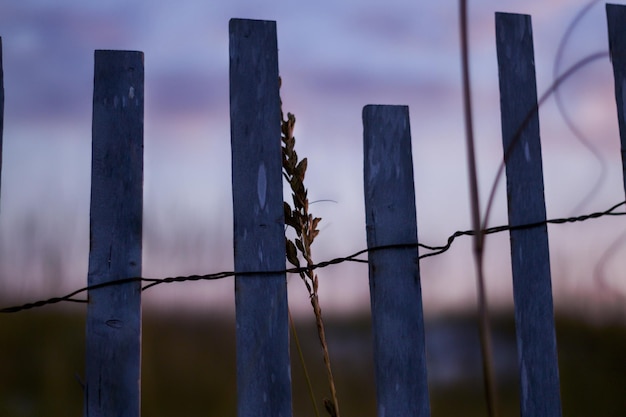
0;38;3;198
363;105;430;417
229;19;292;417
0;4;624;417
607;4;626;197
496;13;562;417
85;50;144;416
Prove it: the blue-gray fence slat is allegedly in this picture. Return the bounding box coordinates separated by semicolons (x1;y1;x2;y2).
363;105;430;417
0;37;3;200
229;18;292;417
85;50;144;417
496;12;562;417
606;4;626;199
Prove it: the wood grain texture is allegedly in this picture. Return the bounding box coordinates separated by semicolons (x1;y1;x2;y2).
85;50;144;417
606;4;626;198
229;18;292;417
363;105;430;417
496;13;562;417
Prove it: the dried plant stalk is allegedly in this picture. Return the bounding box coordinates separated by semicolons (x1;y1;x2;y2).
459;2;499;417
280;79;340;417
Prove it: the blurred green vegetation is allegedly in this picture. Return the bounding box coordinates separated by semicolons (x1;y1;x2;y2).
0;308;624;416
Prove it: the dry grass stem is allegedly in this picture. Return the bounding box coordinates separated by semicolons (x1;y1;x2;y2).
459;1;499;417
280;78;340;417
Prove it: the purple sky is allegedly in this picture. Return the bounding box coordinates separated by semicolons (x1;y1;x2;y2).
0;1;624;319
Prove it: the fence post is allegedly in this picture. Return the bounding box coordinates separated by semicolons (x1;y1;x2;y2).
0;37;4;199
606;4;626;198
363;105;430;417
229;19;292;417
85;50;144;417
495;13;562;417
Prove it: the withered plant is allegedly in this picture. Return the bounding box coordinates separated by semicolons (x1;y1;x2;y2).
280;79;340;417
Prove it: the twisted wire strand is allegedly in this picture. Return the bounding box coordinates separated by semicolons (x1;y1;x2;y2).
1;200;623;314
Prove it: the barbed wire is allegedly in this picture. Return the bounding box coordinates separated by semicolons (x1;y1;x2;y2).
1;199;623;315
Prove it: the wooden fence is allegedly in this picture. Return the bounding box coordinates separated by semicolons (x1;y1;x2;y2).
1;6;626;417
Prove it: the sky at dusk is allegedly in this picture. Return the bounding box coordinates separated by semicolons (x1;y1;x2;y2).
0;1;624;319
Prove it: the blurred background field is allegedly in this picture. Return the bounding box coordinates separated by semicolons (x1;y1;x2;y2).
1;307;624;417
